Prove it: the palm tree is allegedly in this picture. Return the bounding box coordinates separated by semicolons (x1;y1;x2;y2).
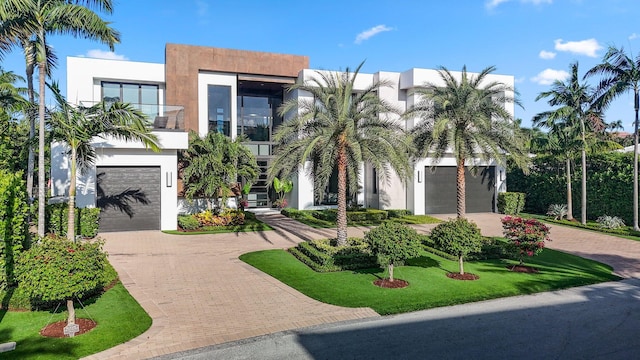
0;68;28;172
534;62;600;225
48;83;159;241
585;46;640;231
0;0;120;237
407;65;529;219
271;62;413;246
180;131;259;210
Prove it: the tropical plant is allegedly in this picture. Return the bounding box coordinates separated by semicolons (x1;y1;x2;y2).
596;215;625;229
534;62;603;225
429;218;483;275
364;221;422;282
546;204;568;220
270;61;413;246
0;68;29;172
180;131;259;210
16;234;109;327
0;0;120;237
272;176;293;209
501;216;550;265
407;65;529;219
586;46;640;231
48;82;159;241
0;169;29;289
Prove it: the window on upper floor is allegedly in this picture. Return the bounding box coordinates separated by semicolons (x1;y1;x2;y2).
208;85;231;137
101;82;159;119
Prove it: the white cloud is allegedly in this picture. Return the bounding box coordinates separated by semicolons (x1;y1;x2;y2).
539;50;556;59
83;49;128;60
554;38;602;57
515;76;525;83
630;33;639;40
531;68;570;85
486;0;551;9
486;0;510;9
354;25;393;44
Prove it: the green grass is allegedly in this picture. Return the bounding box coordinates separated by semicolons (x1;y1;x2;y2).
521;213;640;242
164;217;273;235
0;282;151;359
240;248;620;315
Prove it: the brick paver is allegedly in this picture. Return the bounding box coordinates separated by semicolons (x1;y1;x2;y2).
83;212;640;359
83;213;377;360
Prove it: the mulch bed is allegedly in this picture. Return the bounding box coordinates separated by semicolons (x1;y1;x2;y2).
40;318;97;338
446;272;479;280
374;279;409;288
507;265;539;273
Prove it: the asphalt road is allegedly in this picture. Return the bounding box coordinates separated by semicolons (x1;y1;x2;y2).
155;279;640;360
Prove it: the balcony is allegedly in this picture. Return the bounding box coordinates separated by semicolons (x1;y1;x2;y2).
79;102;185;131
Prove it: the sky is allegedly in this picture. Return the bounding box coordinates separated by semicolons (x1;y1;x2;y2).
1;0;640;130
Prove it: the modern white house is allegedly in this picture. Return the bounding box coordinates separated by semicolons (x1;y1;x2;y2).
52;43;510;232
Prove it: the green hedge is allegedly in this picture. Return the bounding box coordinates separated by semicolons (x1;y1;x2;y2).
497;192;526;215
46;203;100;238
507;152;636;223
0;170;29;289
289;238;377;272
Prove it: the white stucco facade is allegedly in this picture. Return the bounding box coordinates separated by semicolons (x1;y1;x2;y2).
58;48;515;232
55;56;188;231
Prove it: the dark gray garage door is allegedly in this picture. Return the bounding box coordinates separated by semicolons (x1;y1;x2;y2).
96;166;161;232
424;166;495;214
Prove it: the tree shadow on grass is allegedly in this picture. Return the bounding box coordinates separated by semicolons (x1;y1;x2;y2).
406;255;440;269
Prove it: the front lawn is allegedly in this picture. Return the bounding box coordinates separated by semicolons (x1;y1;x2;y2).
0;282;151;359
240;248;620;315
281;208;441;228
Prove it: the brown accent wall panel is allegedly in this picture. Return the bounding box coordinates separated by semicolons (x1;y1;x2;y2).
165;44;309;133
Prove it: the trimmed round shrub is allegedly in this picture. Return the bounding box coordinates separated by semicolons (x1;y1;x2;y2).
364;222;422;281
15;235;109;305
430;218;483;275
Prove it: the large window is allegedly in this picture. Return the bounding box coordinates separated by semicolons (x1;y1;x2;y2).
208;85;231;136
101;82;159;118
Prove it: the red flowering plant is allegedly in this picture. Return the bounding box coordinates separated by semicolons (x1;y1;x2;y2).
501;216;551;265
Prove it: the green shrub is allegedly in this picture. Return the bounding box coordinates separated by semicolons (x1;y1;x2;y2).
46;203;100;238
546;204;568;220
386;209;412;218
596;215;625;229
178;215;200;230
0;170;29;289
15;235;109;306
497;192;526;215
430;218;483;275
364;222;422;281
289;238;377;272
508;152;635;223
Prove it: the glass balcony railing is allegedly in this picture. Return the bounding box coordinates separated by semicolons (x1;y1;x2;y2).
79;102;185;131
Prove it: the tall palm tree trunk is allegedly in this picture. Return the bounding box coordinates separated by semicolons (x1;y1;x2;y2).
26;64;35;201
634;90;639;231
456;159;466;218
580;117;587;225
566;157;574;221
67;147;77;241
37;42;46;237
336;147;348;246
581;148;587;224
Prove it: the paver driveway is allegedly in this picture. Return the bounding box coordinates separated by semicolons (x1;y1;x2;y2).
83;215;377;360
84;212;640;359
